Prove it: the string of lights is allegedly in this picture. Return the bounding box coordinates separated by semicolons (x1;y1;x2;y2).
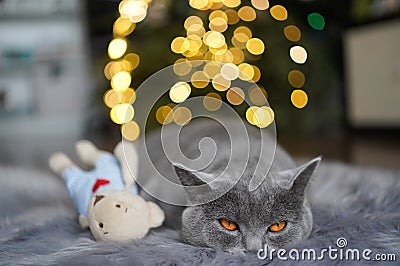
103;0;325;141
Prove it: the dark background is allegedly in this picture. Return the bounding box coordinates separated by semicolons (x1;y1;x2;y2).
0;0;399;169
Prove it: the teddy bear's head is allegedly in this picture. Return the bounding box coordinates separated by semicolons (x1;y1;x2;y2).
87;190;164;242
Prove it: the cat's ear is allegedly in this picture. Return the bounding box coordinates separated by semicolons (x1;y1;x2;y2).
277;157;321;195
173;164;208;187
173;164;214;203
290;157;321;195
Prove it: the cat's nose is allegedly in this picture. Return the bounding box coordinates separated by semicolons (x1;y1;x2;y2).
245;234;263;251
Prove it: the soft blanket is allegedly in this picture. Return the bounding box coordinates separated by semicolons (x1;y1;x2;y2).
0;161;399;265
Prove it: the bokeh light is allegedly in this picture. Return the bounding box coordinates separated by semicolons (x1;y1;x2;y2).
238;6;257;22
210;17;228;32
205;31;226;48
232;26;252;49
246;106;258;125
191;71;210;88
104;90;120;108
187;35;203;52
308;13;325;30
119;0;148;23
124;53;140;70
171;37;190;54
284;25;301;42
234;26;252;39
251;0;270;11
187;23;206;37
246;38;265;55
169;82;191;103
238;63;255;81
189;0;209;10
288;70;305;88
291;89;308;109
106;61;130;79
231;35;246;49
249;85;268;105
221;63;239;80
174;59;192;76
213;50;234;64
104;62;114;80
226;87;245;105
246;106;274;128
211;1;224;10
173;107;192;126
225;9;240;25
229;47;245;64
203;92;222;111
104;0;152;141
254;106;275;128
113;17;136;37
121;121;140;141
104;88;136;108
212;74;231;91
156;105;173;125
290;46;308;64
209;10;228;21
203;61;222;78
110;103;135;124
252;65;261;82
222;0;241;8
184;15;204;29
121;88;136;103
209;42;228;54
108;39;128;59
111;71;132;91
270;5;288;21
103;0;320;140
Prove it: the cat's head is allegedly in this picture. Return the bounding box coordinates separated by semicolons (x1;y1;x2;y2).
174;157;320;253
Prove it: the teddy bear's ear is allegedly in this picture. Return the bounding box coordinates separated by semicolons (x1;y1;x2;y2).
146;201;165;228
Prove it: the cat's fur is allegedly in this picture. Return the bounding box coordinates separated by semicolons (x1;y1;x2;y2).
138;119;320;253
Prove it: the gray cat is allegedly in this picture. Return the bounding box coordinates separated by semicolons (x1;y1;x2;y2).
137;119;320;253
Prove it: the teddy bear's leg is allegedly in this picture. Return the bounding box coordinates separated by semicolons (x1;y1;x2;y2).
75;140;109;167
49;152;78;177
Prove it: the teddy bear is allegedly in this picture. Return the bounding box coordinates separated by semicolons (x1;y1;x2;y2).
49;140;165;242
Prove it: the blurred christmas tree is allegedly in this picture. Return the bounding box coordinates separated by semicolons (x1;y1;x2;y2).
86;0;357;143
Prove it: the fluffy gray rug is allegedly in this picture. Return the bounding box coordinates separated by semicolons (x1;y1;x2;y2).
0;161;399;265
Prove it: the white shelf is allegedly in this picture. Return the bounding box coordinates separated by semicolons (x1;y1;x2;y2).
0;0;80;18
0;114;86;139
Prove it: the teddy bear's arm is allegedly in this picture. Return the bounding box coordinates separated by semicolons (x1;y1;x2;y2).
114;141;138;191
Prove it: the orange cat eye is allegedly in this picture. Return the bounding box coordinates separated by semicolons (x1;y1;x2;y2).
220;219;238;231
268;221;287;232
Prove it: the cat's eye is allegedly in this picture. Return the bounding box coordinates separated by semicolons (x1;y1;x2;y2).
219;219;238;231
116;204;121;208
268;221;286;232
99;223;104;228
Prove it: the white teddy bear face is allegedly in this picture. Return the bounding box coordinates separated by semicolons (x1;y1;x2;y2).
87;190;163;242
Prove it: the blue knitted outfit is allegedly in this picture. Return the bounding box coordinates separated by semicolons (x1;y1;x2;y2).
62;154;138;215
